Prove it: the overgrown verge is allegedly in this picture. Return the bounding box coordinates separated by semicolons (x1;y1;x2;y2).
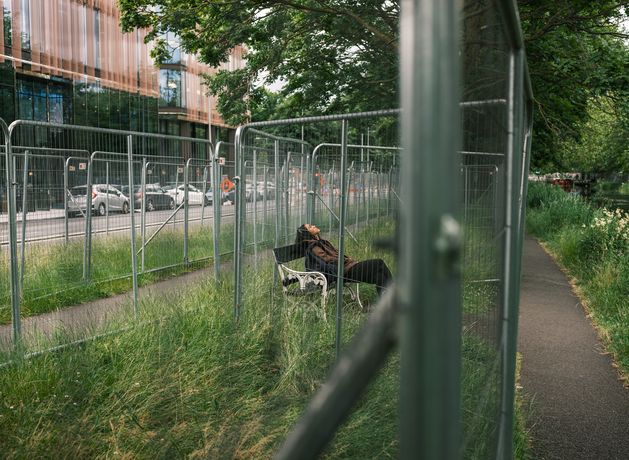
0;219;530;458
526;182;629;381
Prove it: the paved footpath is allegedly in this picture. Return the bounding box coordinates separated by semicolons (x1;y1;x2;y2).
518;235;629;459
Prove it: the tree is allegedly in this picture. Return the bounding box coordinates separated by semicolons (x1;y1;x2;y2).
118;0;628;171
518;0;629;171
118;0;399;126
557;96;629;175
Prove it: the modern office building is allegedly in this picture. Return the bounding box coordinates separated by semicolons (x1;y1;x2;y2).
0;0;244;140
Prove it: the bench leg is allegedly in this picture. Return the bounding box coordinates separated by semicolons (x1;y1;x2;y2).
346;285;364;311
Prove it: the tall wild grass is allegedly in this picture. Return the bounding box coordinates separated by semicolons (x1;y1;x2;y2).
0;217;529;458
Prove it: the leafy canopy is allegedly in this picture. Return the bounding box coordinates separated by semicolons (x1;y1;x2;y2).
118;0;628;171
118;0;399;126
519;0;629;171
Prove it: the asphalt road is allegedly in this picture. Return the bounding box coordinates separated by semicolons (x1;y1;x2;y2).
518;235;629;459
0;199;281;245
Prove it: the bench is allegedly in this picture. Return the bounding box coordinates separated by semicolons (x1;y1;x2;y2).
273;243;363;321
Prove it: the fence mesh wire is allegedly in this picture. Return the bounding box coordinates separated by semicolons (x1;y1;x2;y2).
0;0;532;455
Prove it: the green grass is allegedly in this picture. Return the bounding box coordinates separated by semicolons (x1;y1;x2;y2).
0;216;529;458
526;182;629;380
0;222;237;324
0;222;399;458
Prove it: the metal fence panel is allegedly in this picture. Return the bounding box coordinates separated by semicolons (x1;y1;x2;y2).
233;113;401;326
0;0;533;456
0;120;216;353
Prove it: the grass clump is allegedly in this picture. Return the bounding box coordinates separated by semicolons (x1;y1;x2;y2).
526;182;629;379
0;220;399;458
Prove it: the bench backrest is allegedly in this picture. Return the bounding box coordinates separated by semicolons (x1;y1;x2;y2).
273;243;306;265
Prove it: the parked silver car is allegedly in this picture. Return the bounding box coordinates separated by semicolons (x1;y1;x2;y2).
67;184;130;217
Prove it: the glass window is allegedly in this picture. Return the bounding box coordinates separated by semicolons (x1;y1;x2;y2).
48;85;65;124
93;9;101;70
86;82;100;127
129;93;139;131
163;31;181;64
19;0;29;51
3;0;12;50
17;78;72;124
79;4;87;69
159;69;184;107
98;87;110;128
108;89;120;130
73;81;87;125
32;81;47;122
17;79;33;119
192;124;207;140
119;91;130;130
0;85;14;121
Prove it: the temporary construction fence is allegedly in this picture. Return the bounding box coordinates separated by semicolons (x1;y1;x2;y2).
231;111;401;338
0;0;532;456
0;120;246;350
270;0;533;459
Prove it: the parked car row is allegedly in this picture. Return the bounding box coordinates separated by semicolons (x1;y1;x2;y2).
66;181;277;216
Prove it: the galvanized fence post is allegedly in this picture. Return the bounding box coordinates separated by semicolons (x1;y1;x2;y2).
253;152;258;267
299;155;304;224
328;168;334;233
335;119;349;359
284;153;291;244
140;158;147;272
398;0;462;458
212;142;222;280
1;119;21;345
19;150;30;290
184;159;191;265
84;156;94;281
201;164;209;227
497;42;527;460
105;161;110;235
233;127;245;319
64;158;69;243
366;162;372;224
263;165;268;242
126;135;139;317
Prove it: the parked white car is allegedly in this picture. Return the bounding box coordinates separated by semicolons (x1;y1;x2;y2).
67;184;130;217
163;184;208;206
257;181;276;199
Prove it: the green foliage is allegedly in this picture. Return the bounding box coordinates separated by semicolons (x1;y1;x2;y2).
117;0;628;173
118;0;399;125
526;182;629;379
519;1;629;171
525;182;594;236
555;96;629;174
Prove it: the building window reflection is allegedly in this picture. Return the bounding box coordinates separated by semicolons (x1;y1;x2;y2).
163;31;181;64
159;69;184;108
19;0;29;51
3;0;12;52
17;77;72;124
